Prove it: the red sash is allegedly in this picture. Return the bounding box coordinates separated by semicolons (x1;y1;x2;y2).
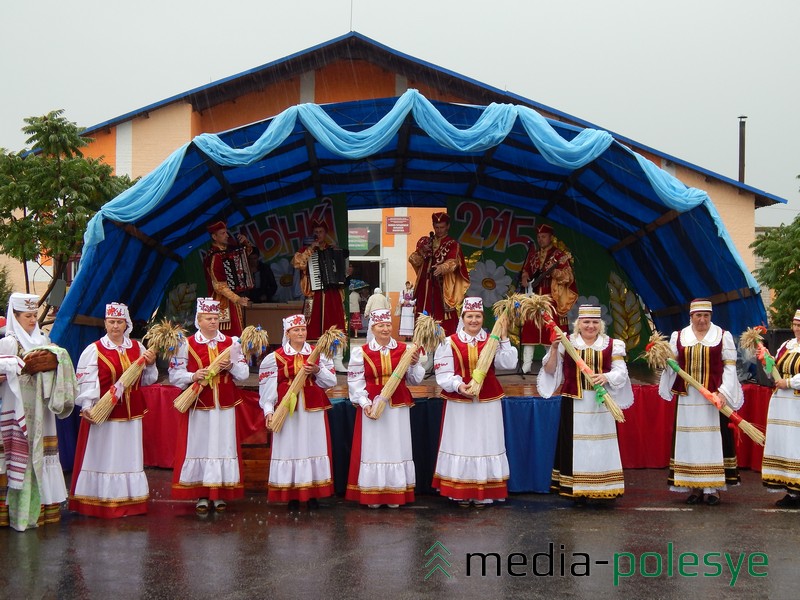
275;347;332;411
186;336;241;410
439;335;504;403
362;343;414;408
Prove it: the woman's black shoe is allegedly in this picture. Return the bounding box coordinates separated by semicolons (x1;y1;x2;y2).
685;493;704;505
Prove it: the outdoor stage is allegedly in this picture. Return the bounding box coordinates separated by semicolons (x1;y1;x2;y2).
132;363;772;496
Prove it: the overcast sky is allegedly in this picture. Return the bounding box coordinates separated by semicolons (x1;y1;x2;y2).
2;0;797;226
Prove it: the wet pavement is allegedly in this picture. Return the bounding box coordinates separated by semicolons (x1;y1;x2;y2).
2;467;797;599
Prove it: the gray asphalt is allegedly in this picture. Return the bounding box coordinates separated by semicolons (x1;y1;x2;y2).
1;468;796;599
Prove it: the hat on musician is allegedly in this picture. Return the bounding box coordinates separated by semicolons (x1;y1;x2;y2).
689;298;713;314
462;296;483;315
310;219;329;232
536;223;554;235
794;309;800;322
577;304;602;319
206;220;227;235
432;212;450;225
105;302;133;336
370;308;391;327
282;313;307;345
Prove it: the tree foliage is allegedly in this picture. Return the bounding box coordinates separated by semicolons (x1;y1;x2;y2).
751;217;800;327
0;110;134;319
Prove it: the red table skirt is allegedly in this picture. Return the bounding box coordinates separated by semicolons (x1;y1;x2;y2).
142;384;265;468
616;382;771;470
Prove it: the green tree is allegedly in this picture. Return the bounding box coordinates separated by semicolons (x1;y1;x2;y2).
751;217;800;327
0;110;134;324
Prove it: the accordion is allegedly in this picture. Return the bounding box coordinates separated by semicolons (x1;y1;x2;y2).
218;247;254;293
309;247;347;291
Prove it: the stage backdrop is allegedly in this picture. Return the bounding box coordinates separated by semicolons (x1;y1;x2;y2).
446;197;651;358
156;195;348;329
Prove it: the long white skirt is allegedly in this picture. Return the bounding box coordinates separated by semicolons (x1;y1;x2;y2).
356;405;415;492
671;390;727;492
399;306;415;337
73;420;148;503
179;408;240;487
571;392;624;496
270;400;332;490
762;387;800;492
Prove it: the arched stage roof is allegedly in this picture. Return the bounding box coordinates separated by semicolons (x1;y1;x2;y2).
52;89;766;359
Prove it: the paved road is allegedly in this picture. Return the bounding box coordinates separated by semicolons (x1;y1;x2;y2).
2;468;796;599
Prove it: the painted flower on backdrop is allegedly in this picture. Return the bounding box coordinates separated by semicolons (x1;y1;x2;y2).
270;258;302;302
467;260;513;307
567;295;612;328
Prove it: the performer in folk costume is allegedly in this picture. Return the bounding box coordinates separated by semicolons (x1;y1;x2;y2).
259;314;337;510
762;309;800;508
432;297;516;507
363;287;391;343
0;293;76;531
203;220;253;336
520;224;578;374
292;219;348;341
346;308;423;508
658;299;743;506
538;304;634;504
398;281;416;340
70;303;158;518
169;298;249;514
408;212;470;336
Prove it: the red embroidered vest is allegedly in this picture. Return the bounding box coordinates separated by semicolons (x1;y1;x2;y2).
362;343;414;408
95;341;147;420
186;336;241;410
275;347;332;411
439;335;504;403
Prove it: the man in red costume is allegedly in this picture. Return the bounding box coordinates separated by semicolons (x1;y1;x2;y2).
408;212;470;336
203;221;253;336
292;219;347;343
519;223;578;373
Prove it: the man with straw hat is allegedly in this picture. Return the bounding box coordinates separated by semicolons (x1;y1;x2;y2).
658;298;743;506
169;298;249;514
538;304;633;505
761;308;800;508
0;292;76;531
70;303;158;518
431;297;516;508
408;212;470;336
258;313;337;511
345;308;423;508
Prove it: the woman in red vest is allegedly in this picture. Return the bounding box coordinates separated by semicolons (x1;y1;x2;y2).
345;308;423;508
432;296;517;507
70;302;158;518
259;314;337;510
169;298;250;514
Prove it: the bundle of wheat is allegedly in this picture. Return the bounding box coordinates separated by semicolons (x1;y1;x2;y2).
645;331;765;446
269;327;347;433
371;314;445;419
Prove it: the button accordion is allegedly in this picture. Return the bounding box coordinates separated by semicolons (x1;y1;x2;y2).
217;247;254;293
309;247;347;291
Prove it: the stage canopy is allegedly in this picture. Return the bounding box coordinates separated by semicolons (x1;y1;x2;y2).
52;89;766;359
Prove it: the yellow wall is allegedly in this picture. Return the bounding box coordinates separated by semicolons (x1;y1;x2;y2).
132;102;194;177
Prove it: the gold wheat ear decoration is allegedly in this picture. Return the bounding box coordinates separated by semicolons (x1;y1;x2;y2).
462;295;525;397
239;325;270;362
644;330;765;446
739;326;781;381
372;314;446;420
86;320;188;425
269;326;347;433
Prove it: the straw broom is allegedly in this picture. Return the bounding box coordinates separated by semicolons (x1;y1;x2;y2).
645;331;765;446
463;294;528;397
529;299;626;423
268;326;347;433
371;314;445;419
85;320;187;425
740;326;782;381
173;324;268;414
